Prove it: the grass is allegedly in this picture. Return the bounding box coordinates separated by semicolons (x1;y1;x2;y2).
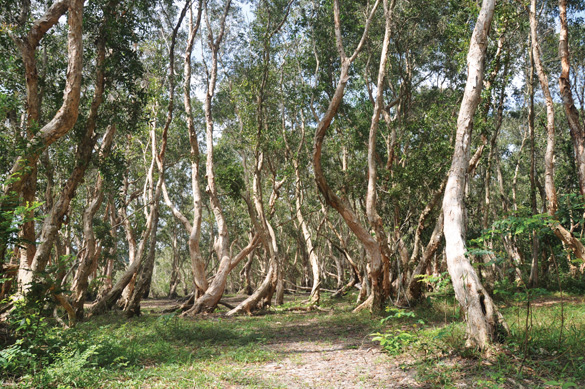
2;293;383;388
376;293;585;388
1;291;584;388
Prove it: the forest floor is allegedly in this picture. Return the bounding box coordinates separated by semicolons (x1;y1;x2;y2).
4;292;585;388
143;296;423;388
115;293;584;388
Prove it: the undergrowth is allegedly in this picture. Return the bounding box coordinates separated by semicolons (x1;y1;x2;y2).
1;291;584;388
371;293;585;388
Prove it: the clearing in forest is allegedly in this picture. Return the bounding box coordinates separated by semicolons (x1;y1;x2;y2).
4;292;584;388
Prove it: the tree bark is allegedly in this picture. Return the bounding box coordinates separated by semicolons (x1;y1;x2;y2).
70;125;117;319
183;0;264;315
161;0;207;296
312;0;383;313
9;0;84;293
124;0;191;317
530;0;585;260
168;229;180;298
31;35;109;305
5;0;83;200
528;42;540;287
365;0;397;309
287;120;321;304
442;0;507;349
559;0;585;198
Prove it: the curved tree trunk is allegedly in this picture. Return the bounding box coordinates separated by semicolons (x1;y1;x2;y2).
161;0;207;296
124;177;163;317
183;0;262;315
227;263;275;316
442;0;507;349
530;0;585;260
365;0;397;310
406;212;444;302
238;249;255;295
11;0;84;293
226;165;284;315
88;165;158;316
124;1;191;317
96;199;117;300
293;158;320;304
312;0;383;313
70;125;117;319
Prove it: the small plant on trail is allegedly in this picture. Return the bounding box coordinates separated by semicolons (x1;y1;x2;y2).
371;329;419;355
371;307;426;355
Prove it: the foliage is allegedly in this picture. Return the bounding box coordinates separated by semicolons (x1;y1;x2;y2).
415;272;453;295
0;174;43;262
1;296;66;378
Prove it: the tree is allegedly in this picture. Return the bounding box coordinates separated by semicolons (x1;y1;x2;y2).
442;0;508;349
529;0;585;261
2;0;84;295
312;0;386;312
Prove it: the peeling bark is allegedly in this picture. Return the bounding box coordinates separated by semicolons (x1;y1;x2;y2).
312;0;383;313
559;0;585;198
442;0;507;349
14;0;84;294
530;0;585;260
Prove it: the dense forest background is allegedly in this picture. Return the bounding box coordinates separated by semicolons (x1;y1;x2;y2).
1;0;585;386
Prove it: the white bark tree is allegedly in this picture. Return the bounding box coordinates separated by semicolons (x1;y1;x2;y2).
529;0;585;260
442;0;508;349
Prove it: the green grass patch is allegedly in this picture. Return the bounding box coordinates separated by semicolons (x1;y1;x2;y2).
371;295;585;387
2;293;382;388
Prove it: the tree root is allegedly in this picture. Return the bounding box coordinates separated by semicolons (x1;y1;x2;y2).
353;294;374;313
282;304;331;313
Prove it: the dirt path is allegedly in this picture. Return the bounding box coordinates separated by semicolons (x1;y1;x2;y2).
252;318;420;388
133;296;566;388
142;298;423;387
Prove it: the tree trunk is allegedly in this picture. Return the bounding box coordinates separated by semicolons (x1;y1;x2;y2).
161;0;207;296
559;0;585;198
183;0;266;315
442;0;507;349
227;261;275;316
70;165;104;316
312;0;383;313
406;212;444;302
125;178;163;316
530;0;585;260
528;43;540;287
168;231;180;298
239;249;255;295
365;0;397;309
10;0;84;293
124;1;191;317
293;158;320;304
481;58;509;288
96;201;117;300
88;172;158;316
